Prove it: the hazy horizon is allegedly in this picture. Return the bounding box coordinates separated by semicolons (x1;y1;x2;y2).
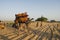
0;0;60;21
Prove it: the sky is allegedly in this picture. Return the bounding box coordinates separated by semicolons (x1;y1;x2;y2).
0;0;60;21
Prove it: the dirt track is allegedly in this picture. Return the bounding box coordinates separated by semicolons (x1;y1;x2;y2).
0;23;60;40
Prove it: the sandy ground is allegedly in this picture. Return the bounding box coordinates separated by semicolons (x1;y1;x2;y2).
0;23;60;40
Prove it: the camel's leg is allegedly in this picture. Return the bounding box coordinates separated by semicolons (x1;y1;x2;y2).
17;23;25;35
